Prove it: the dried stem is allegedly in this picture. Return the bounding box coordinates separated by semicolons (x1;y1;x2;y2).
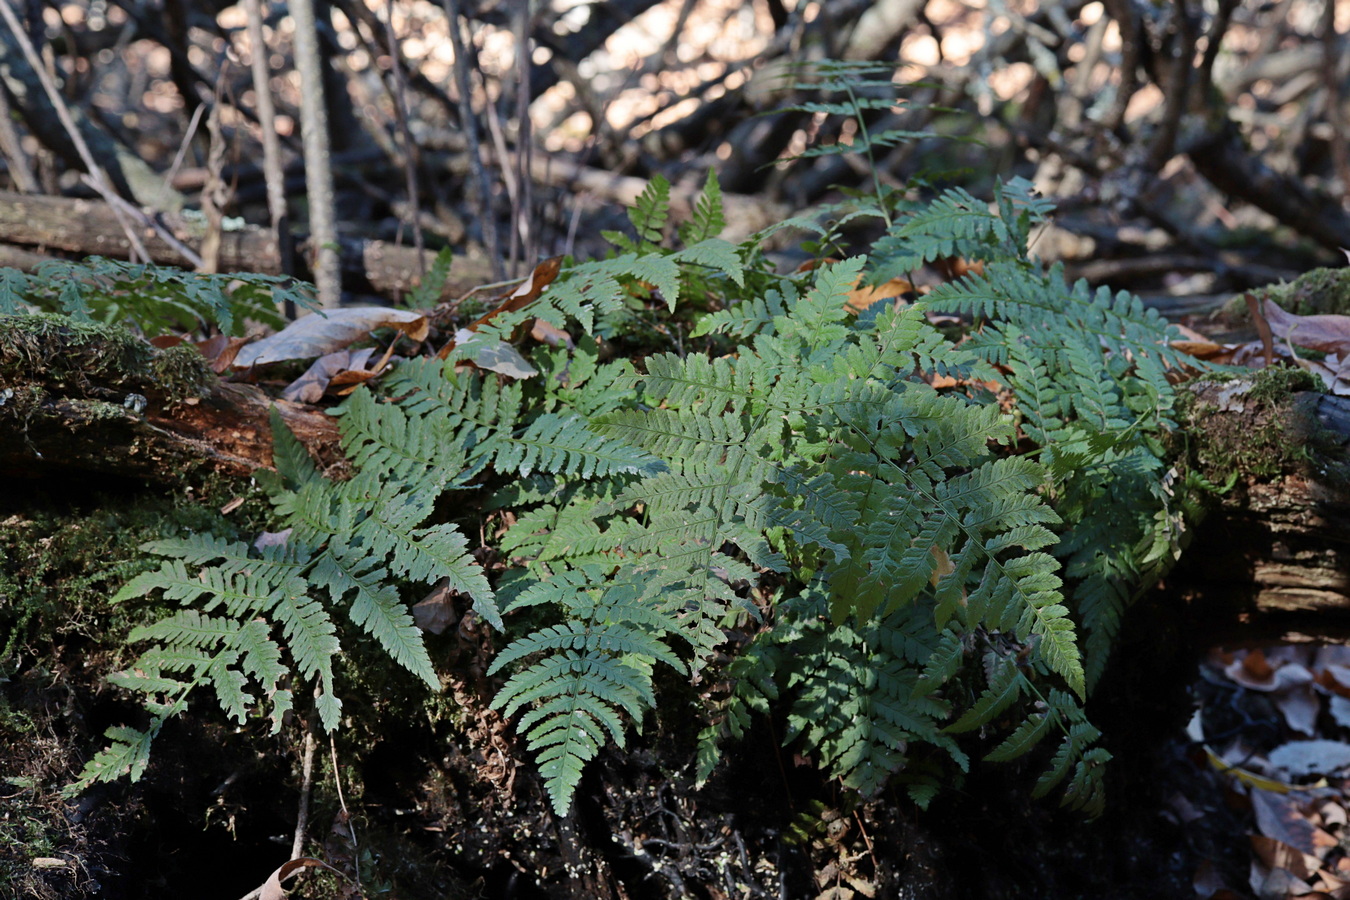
290;0;342;307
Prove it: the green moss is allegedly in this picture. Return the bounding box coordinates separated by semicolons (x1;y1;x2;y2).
150;342;213;403
1179;365;1336;488
1246;363;1320;404
1225;267;1350;321
0;313;214;404
0;313;150;385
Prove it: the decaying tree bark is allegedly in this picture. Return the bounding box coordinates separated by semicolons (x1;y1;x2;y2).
0;315;339;481
1168;376;1350;642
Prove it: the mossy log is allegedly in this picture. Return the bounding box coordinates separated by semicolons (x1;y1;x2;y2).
1167;370;1350;642
0;314;338;481
3;312;1349;640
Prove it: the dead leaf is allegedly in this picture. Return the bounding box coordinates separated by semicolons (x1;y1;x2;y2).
235;308;428;368
1268;742;1350;781
258;857;349;900
282;348;376;403
1171;339;1233;361
531;318;574;349
151;332;252;373
1331;696;1350;729
254;529;292;550
1247;293;1275;368
465;256;564;335
1248;861;1312;899
1249;834;1320;881
934;256;985;281
1275;686;1321;736
929;546;955;588
1193;858;1235;898
1225;650;1314;692
845;277;914;315
413;579;457;635
453;330;538;379
1263;297;1350;356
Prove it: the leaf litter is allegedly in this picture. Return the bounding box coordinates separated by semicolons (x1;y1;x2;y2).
1189;645;1350;898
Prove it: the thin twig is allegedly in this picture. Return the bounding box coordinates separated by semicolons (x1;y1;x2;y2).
0;0;152;260
290;0;342;307
513;0;534;269
292;722;317;859
381;0;426;273
1320;0;1350;206
329;734;361;887
81;174;205;268
242;0;294;316
442;0;504;281
483;95;520;270
0;85;37;193
164;103;206;191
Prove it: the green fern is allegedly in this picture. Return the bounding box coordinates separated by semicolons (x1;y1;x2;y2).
0;256;318;336
489;568;683;814
79;157;1203;827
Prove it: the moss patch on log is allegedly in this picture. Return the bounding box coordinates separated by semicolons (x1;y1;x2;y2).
1180;365;1349;491
0;313;212;403
1223;267;1350;320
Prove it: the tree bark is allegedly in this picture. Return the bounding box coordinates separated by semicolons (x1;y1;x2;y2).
1165;379;1350;643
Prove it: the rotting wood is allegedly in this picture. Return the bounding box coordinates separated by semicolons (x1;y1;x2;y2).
0;315;340;482
1165;381;1350;643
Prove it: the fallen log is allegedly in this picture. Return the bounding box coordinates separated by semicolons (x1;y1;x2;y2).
3;311;1348;642
0;191;496;301
0;314;339;482
1164;373;1350;643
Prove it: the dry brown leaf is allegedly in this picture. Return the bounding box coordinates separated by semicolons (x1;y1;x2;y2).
151;332;252;374
934;256;985;281
929;546;955;588
463;257;563;333
531;317;574;348
1234;649;1275;683
257;857;349;900
1247;293;1275;368
1249;834;1320;882
412;578;457;635
844;277;914;315
1263;297;1350;356
281;347;376;403
1274;686;1321;736
235;308;427;368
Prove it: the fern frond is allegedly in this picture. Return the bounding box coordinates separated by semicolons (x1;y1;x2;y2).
679;170;727;244
496;413;665;479
626;174;671;248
